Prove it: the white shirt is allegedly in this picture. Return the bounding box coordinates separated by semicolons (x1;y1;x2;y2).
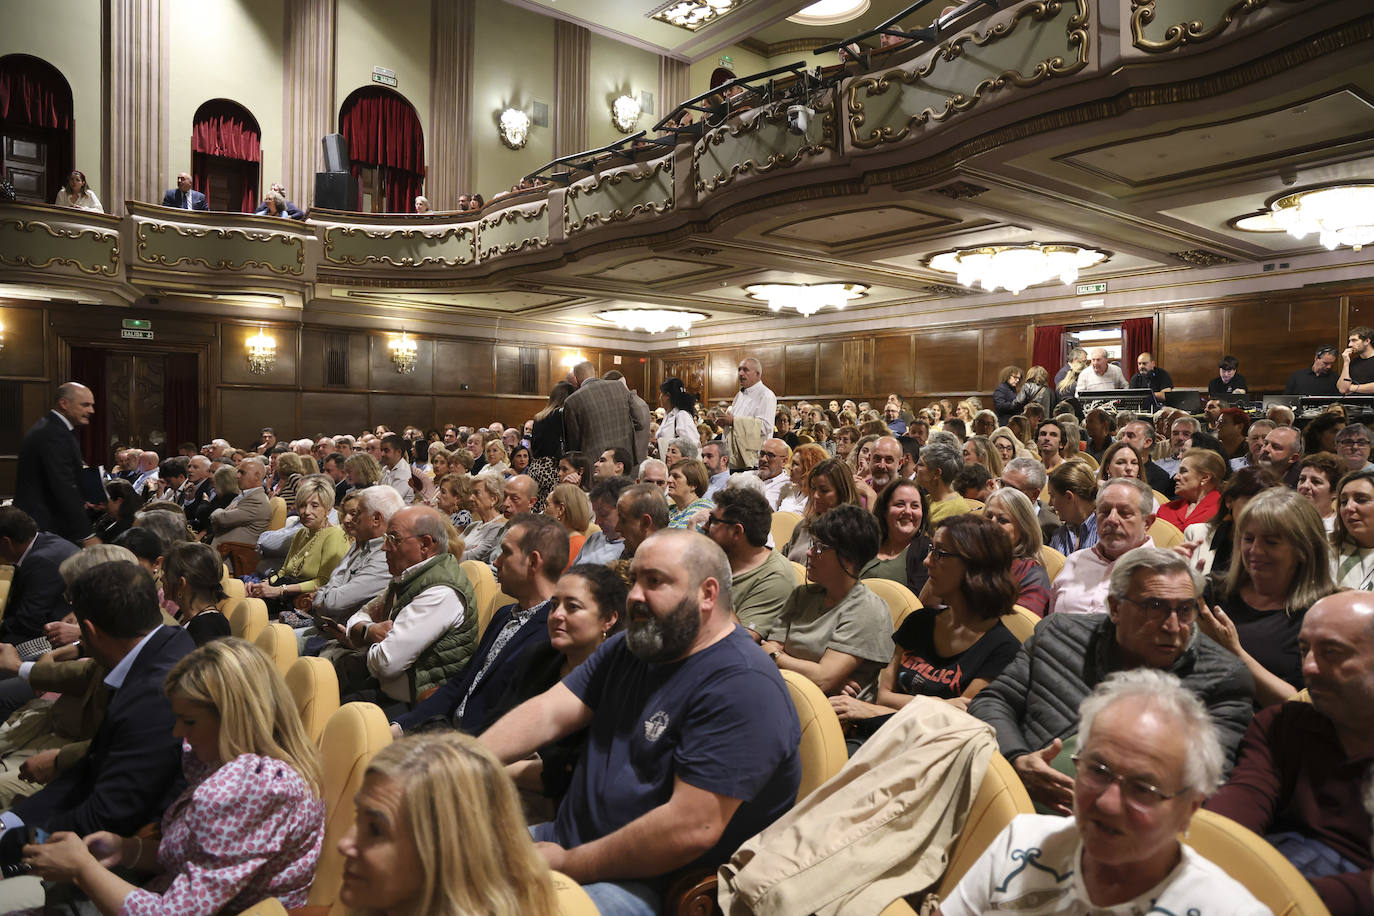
776;481;808;515
1157;456;1182;477
656;408;700;455
730;381;778;434
943;814;1268;916
750;471;788;510
380;458;414;504
573;531;624;566
1075;363;1128;394
54;188;103;212
1049;538;1155;616
345;558;467;703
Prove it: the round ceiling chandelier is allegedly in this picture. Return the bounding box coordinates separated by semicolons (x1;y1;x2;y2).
744;282;868;316
1269;183;1374;252
596;308;707;334
928;244;1108;295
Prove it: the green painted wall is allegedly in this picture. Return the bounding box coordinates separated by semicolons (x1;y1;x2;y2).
335;0;432;176
688;44;770;100
471;2;556;198
167;0;285;198
586;33;661;151
1;0;104;201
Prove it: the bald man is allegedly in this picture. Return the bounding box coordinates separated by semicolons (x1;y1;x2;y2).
14;382;98;545
755;438;791;509
867;436;902;491
503;474;539;518
160;172;208;210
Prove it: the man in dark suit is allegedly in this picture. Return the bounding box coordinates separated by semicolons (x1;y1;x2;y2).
2;560;194;842
181;455;215;512
563;362;643;465
13;382;97;546
391;514;566;737
160;172;208;210
0;508;78;646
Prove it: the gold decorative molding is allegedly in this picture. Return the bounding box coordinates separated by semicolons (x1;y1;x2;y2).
846;0;1090;150
477;203;551;260
1130;0;1307;53
565;159;675;235
1171;249;1236;267
0;218;120;276
693;100;836;194
135;223;305;274
321;224;474;267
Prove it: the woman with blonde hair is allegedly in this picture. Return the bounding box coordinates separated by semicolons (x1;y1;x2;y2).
436;473;473;531
338;731;557;916
274;451;305;506
1157;447;1226;531
1200;487;1334;706
344;452;383;490
249;476;348;613
545;483;593;566
480;441;510;478
778;443;829;514
783;458;860;563
27;638;325;912
1047;460;1099;555
961;436;1003;477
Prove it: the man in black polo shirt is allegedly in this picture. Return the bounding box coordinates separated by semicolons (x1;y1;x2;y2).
1285;346;1339;396
1338;327;1374;395
1129;352;1174;395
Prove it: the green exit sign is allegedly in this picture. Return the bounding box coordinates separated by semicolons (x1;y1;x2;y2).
122;318;151;330
1076;282;1107;295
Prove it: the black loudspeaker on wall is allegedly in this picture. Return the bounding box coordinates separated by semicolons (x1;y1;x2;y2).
321;133;349;173
314;171;357;211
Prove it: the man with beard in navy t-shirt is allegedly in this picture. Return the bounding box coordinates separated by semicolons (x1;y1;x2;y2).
481;530;801;916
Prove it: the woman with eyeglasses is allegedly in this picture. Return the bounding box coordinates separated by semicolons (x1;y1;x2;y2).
832;515;1019;740
990;426;1029;465
760;505;891;700
1198;487;1333;707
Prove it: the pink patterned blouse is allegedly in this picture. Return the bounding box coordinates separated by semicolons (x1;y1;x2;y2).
119;745;325;916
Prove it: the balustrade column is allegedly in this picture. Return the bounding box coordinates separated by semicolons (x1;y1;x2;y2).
553;20;589;158
282;0;336;210
104;0;168;217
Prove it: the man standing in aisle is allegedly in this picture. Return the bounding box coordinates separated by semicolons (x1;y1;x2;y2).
719;358;777;472
14;383;98;546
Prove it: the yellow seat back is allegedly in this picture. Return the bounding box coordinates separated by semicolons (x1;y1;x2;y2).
460;559;500;640
222;576;246;599
230;898;289;916
790;560;808;586
1184;809;1330;916
861;577;922;630
771;511;803;550
1001;605;1042;644
1149;517;1185;548
1039;545;1065;582
228;597;268;643
308;703;392;908
254;622;299;676
551;870;600;916
267;496;288;531
286;656;341;747
779;670;848;803
935;753;1035;898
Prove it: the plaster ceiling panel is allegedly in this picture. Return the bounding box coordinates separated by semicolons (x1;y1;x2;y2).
754;203;958;249
1054;89;1374;191
341;289;580;312
578;256;735;284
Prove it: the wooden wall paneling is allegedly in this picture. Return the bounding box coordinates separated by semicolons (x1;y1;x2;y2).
708;349;741;404
1345;294;1374;336
783;343;818;396
914;329;980;394
753;346;785;397
370;395;435;432
493;345;523;395
368;334;435;392
435;395;548;428
300;391;370;436
220;389;298;448
980;324;1030;391
841;339;873;396
661;355;707;402
1158;308;1225;388
617;352;647;397
817;340;844;394
221;324;298;387
1228;297;1340;390
873;334;913;399
0;307;47;378
434;340;495;394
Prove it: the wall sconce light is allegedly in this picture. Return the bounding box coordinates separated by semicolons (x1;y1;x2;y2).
500;109;531;150
246;327;276;373
612;95;642;133
0;319;5;353
389;330;418;374
560;352;586;369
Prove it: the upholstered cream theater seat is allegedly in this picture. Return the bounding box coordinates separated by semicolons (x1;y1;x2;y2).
285;656;340;747
1184;809;1330;916
862;577;923;630
933;752;1035;900
229;597;268;642
1039;545;1065;581
255;622;298;676
1000;605;1042;644
770;511;802;551
780;670;849;803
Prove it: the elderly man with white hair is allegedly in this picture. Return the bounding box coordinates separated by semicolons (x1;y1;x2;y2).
947;668;1266;914
1073;348;1128;395
309;485;403;623
1049;477;1156;616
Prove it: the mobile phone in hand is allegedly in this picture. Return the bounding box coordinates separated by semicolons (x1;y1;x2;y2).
27;826;49;845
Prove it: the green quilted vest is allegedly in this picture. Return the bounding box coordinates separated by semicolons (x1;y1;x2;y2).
384;552;479;702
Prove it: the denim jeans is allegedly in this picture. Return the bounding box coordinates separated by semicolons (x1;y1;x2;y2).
530;822;663;916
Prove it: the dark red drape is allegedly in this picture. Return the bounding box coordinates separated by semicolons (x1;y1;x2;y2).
164;353;199;452
1120;317;1154;383
340;87;425;213
191;102;261;162
0;55;72;130
69;347;107;469
1031;325;1065;374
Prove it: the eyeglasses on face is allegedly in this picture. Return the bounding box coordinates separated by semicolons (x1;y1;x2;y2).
1071;753;1187;810
930;546;967;562
1339;439;1371;448
760;451;785;460
1119;596;1198;623
384;531;420;547
806;541;834;556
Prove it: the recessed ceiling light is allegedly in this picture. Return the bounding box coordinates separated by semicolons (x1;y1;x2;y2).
1231;212;1284;232
786;0;870;26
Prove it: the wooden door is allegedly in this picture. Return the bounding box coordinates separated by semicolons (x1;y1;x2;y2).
105;353;169;451
2;131;48;203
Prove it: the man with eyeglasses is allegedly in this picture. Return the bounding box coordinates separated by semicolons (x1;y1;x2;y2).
1333;423;1374;474
753;438;791;510
969;547;1253;814
1206;591;1374;915
1048;478;1158;616
947;668;1265;915
704;488;794;642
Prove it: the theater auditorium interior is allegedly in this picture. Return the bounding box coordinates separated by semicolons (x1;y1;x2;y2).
0;0;1373;913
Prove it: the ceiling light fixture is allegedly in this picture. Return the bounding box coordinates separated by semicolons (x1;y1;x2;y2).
786;0;871;26
596;309;708;334
650;0;750;32
1270;183;1374;252
612;95;642;133
389;330;418;374
744;282;868;317
928;244;1108;295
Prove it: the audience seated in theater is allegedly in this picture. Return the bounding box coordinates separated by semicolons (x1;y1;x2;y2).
751;438;791;510
395;514;566;740
704;487;795;643
761;505;890;700
248;476;349;615
1259;424;1303;487
1215;407;1251;467
1156;416;1197;478
340;731;558;916
781;457;859;564
331;506;477;715
610;483;669;583
503;474;539;522
378;434;415;504
544;484;591;568
700;441;731;501
162;542;232;646
190;464;236;535
982;487;1051;617
776;443;827;515
863;436;903;497
970;546;1254;813
1334;422;1374;473
916;443;968;526
665;459;712;530
863;479;932;594
1049;477;1156;616
1330;468;1374;589
1047;460;1099;555
834;514;1020;747
1199;487;1333;707
462;474;508;566
1296;451;1342;533
272;451;304;507
946;669;1266;916
0;562;195;855
0;507;78;648
573;476;631;567
636;458;669;497
23;637;324;913
1178;465;1278;577
480;531;799;914
960;435;1003;478
1205;589;1374;916
592;447;629;482
1157;447;1226;532
1000;456;1062;544
53;169;102;212
209;458;271;548
254;186;305;220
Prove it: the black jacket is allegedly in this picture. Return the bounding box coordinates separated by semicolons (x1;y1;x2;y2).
0;532;78;644
13;412;92;544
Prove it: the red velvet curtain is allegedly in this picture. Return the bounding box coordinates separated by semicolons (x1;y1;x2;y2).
164;353;199;452
1031;325;1065;374
340;87;425;213
191;100;261;212
1120;317;1153;383
69;347;107;469
0;55;72;129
